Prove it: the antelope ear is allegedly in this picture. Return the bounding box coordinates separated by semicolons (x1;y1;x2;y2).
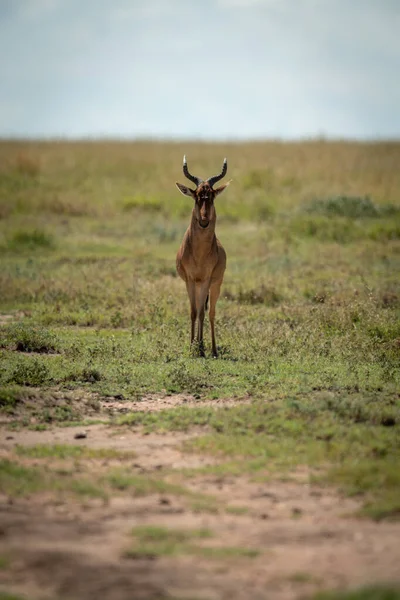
214;179;232;197
176;182;196;198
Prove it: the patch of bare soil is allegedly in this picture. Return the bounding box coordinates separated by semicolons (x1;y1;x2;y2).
1;422;400;600
1;424;214;471
1;388;250;425
0;388;104;425
100;393;251;415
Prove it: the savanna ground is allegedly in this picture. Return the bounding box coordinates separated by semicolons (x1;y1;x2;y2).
0;140;399;600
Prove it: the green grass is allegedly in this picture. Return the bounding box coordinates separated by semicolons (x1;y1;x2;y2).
1;228;55;253
320;459;400;521
0;323;60;353
0;457;107;499
104;470;188;496
288;571;319;583
0;139;399;519
0;459;44;496
193;546;260;559
305;195;400;219
0;555;10;570
313;586;400;600
0;593;28;600
104;470;219;512
0;386;24;411
126;524;258;560
0;456;220;509
225;505;249;515
14;443;135;460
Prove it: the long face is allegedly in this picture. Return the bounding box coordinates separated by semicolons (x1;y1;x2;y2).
194;183;216;229
175;156;231;226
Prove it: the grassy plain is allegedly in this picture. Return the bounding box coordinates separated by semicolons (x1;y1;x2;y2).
0;140;400;598
1;140;400;505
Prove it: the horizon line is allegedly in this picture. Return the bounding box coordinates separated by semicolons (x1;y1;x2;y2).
1;135;400;144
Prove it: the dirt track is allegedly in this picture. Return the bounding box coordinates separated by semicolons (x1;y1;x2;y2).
1;397;400;600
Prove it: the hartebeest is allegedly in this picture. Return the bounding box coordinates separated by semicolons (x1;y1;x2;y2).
176;156;230;357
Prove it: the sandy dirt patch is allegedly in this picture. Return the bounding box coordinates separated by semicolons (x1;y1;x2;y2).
1;420;400;600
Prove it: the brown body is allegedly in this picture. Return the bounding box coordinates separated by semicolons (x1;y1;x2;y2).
176;159;230;357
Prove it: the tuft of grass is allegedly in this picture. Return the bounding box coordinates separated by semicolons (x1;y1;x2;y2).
193;546;260;559
105;470;188;497
68;479;107;499
166;360;214;395
9;358;50;386
126;524;258;560
188;494;221;514
0;323;59;353
225;505;249;516
80;367;102;383
0;456;107;500
0;459;43;496
4;229;55;252
14;443;135;461
313;586;400;600
321;459;400;521
288;571;318;583
0;386;24;411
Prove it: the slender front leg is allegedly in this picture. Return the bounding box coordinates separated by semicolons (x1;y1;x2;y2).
195;281;211;357
185;280;196;345
209;281;222;358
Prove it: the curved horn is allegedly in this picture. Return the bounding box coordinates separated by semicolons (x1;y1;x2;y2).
183;155;202;186
207;158;227;188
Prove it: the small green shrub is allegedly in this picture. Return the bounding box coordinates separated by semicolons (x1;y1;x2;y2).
81;367;102;383
167;361;213;395
10;359;49;386
0;386;23;410
1;323;59;353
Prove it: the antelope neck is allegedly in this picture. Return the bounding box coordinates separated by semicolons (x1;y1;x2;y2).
189;213;216;249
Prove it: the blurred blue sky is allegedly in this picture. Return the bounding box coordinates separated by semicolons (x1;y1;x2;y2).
0;0;399;139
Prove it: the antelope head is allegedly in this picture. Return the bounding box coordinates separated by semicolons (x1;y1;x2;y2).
176;156;231;229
